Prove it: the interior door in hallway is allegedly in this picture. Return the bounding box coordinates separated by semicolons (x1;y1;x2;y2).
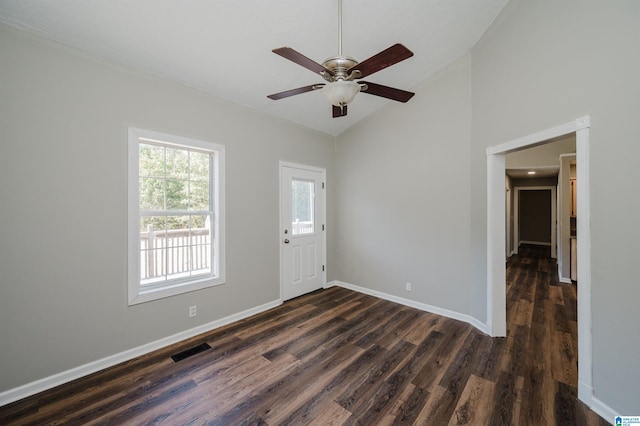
280;162;325;300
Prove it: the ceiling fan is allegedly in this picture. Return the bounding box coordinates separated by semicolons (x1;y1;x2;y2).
267;0;415;118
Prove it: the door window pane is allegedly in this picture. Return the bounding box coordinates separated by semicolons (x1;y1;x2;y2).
291;179;314;235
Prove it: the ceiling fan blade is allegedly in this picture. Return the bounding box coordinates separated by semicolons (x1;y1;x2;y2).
332;105;348;118
267;84;324;100
360;81;414;103
272;47;332;76
348;44;414;78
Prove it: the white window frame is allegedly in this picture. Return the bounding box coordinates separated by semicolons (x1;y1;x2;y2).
127;127;225;305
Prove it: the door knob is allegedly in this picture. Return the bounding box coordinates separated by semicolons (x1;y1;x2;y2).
284;239;290;244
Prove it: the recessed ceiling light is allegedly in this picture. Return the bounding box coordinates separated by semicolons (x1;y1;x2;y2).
527;171;536;175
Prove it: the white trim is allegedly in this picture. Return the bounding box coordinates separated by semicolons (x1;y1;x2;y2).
506;186;511;259
518;240;551;246
486;116;593;408
487;153;507;337
127;127;226;305
590;395;617;425
575;121;593;404
0;298;282;408
278;161;327;174
513;185;557;258
279;161;327;301
486;116;589;155
326;280;492;336
557;154;577;285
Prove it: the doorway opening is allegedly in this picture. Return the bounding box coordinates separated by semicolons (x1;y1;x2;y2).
512;186;557;258
486;116;593;406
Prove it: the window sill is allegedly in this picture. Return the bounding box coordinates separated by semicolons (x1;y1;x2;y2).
128;276;225;306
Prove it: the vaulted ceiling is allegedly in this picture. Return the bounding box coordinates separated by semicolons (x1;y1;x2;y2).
0;0;508;136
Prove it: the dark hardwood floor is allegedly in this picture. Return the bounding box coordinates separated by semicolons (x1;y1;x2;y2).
0;245;608;425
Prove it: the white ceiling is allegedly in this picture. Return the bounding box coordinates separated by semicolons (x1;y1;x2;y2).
0;0;508;136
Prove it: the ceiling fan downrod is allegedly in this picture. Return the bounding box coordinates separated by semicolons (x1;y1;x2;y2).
320;0;360;83
338;0;343;57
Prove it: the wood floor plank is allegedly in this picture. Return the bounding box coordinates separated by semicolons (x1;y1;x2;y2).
378;381;418;426
411;323;472;392
338;294;383;320
527;321;551;372
173;353;302;425
254;345;363;424
341;332;443;424
448;374;495;425
403;312;440;345
354;308;410;348
389;383;431;425
413;384;450;424
0;245;608;425
306;401;352;426
490;370;518;426
471;334;505;382
335;340;415;413
518;367;556;425
550;330;578;387
374;308;423;350
259;348;363;425
271;344;387;424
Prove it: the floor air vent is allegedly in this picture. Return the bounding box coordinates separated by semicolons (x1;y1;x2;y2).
170;342;211;362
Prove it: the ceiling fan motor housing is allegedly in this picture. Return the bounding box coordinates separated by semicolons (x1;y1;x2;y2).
321;56;360;82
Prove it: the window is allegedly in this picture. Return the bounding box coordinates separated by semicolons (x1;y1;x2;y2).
128;128;225;305
291;179;315;235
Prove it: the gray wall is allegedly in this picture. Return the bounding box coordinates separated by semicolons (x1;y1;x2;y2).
471;0;640;414
334;55;472;315
511;177;558;188
505;133;575;168
335;0;640;415
0;26;334;392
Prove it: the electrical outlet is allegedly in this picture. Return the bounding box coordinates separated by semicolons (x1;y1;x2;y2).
189;305;197;317
406;282;412;292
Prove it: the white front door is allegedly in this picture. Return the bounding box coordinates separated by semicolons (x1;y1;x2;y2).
280;162;325;300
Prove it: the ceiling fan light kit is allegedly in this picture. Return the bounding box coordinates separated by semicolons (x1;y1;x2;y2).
267;0;415;118
322;80;361;107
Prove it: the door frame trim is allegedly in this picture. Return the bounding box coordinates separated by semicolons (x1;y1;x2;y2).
486;116;592;405
279;161;327;300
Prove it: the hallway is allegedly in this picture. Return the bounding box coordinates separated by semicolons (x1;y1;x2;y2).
501;244;601;424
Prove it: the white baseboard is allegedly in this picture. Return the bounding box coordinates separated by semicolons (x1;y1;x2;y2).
326;280;491;335
323;280;337;289
589;394;617;425
519;240;552;246
0;298;282;408
558;264;572;283
578;380;593;409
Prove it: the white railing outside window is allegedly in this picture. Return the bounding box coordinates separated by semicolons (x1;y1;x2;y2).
140;226;212;284
292;220;314;235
